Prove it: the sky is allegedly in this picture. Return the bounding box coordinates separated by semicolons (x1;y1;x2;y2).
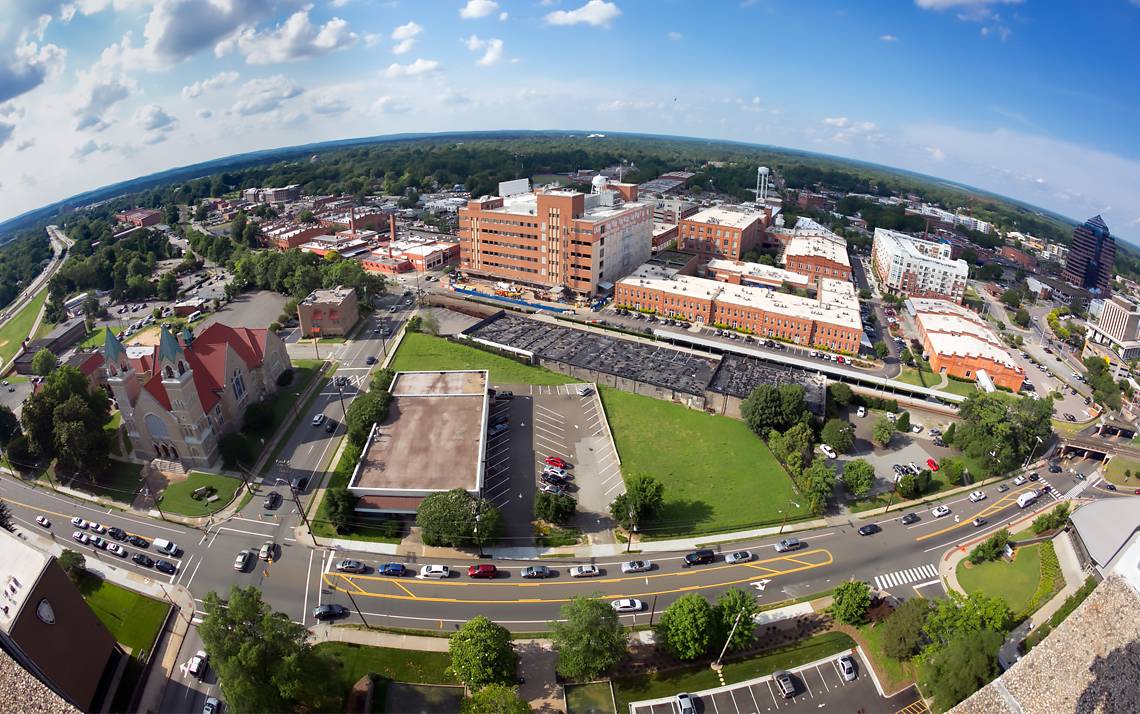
1;0;1139;240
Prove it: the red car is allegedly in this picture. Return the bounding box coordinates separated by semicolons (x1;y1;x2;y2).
926;458;940;471
467;564;497;579
544;456;568;469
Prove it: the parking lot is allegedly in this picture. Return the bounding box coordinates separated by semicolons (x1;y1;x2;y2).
481;383;622;544
629;650;924;714
839;409;956;495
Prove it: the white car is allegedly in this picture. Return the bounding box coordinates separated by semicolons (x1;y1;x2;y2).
724;550;752;564
187;650;208;678
107;543;127;557
542;466;569;480
1013;474;1028;486
621;560;652;574
931;505;951;518
71;517;88;529
570;564;600;578
611;598;644;613
856;406;866;418
968;490;987;503
836;654;857;682
419;564;450;579
675;693;697;714
819;444;837;459
911;424;923;433
71;531;89;544
88;522;106;534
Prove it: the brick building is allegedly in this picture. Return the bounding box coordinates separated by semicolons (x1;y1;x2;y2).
908;298;1024;391
297;286;359;338
677;206;769;262
999;245;1037;270
117;208;162;227
782;230;852;284
459;179;652;295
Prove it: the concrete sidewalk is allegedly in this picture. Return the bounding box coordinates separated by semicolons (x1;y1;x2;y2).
309;623;450;652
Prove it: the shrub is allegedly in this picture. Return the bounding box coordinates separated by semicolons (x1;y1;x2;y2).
968;528;1011;565
1030;502;1071;535
832;580;872;625
879;597;932;660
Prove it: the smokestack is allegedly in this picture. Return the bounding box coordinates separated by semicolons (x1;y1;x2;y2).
350;206;356;233
389;213;396;240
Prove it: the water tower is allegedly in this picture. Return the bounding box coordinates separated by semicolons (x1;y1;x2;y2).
754;166;770;201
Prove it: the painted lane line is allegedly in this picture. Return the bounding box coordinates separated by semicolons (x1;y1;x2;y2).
301;549;315;626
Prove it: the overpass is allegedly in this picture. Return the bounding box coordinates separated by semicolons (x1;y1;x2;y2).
1058;434;1140;461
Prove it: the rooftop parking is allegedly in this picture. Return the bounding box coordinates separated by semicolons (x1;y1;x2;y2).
709;353;827;402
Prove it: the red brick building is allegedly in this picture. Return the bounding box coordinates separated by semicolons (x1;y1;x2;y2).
999;245;1037;270
677;206;769;262
117;208;162;227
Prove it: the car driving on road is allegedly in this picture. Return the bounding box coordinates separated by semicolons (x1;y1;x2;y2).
611;598;644;613
379;563;407;577
683;549;716;567
858;523;881;536
900;512;920;525
621;560;651;573
521;565;552;579
968;490;987;502
774;538;803;552
931;505;951;518
313;604;348;621
724;551;752;564
336;559;367;573
569;564;600;578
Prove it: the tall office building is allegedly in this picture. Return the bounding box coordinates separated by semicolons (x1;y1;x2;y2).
1062;215;1115;294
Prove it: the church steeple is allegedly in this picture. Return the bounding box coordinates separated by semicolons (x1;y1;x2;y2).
157;326;189;382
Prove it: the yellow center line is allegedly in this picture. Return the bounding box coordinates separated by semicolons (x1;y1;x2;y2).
321;549;834;605
392;580;418;599
915;485;1038;542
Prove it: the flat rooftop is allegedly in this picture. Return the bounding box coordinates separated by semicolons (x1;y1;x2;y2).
707;259;810;288
302;286;355;305
488;190;646;222
684;206;764;230
0;529;50;636
783;233;851;268
349;370;487;495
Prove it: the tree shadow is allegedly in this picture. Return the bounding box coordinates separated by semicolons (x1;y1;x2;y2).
1076;637;1140;713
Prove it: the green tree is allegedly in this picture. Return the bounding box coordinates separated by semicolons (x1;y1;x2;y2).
551;596;626;681
609;474;665;529
821;418;854;454
923;629;1004;710
0;404;20;444
896;472;919;499
448;616;516;690
714;588;758;654
953;392;1054;473
199;586;340;713
657;594;715;660
299;209;315;223
31;348;57;376
879;597;932;660
874;341;889;359
895;411;911;432
157;271;178;300
1013;308;1031;328
415;489;500;547
841;459;875;497
802;458;836;514
193;203;209;221
535;492;576;524
345;390;392;446
462;684;530;714
1000;289;1021;309
872;416;894;447
924;591;1013;651
322;487;357;534
942;421;956;445
828;383;853;408
0;499;13;532
741;384;807;435
57;549;86;582
768;422;816;477
20;366;111;477
899;347;913;364
832;580;872;625
940;457;966;486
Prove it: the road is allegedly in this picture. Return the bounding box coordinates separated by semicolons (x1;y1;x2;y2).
0;224;70;326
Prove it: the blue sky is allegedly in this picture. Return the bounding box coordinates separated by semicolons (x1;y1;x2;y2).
1;0;1138;240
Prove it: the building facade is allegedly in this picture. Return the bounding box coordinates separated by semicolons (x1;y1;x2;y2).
1086;294;1140;362
871;228;969;302
677;206;768;262
781;231;852;284
1061;215;1115;294
459;179;652;295
106;324;289;470
117;208;162;227
297;286;359;338
908;298;1024;391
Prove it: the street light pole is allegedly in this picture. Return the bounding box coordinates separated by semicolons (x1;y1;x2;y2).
345;589;370;629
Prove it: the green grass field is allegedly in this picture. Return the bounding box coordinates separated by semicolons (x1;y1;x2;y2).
158;471;242;516
68;458;145;503
78;574;170;656
390;332;573;386
1102;456;1140;486
855;622;915;692
956;543;1042;614
315;641;457;710
0;288;49;366
566;682;615;714
894;367;977;397
600;387;810;538
612;632;854;713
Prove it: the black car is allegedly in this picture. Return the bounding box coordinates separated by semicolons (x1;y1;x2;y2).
683;549;716;567
379;563;407;577
264;491;282;509
133;553;154;568
365;356;377;365
540;472;567;486
155;560;177;575
313;604;348;621
1048;463;1062;473
900;512;920;525
858;523;882;536
1028;472;1040;481
325;419;338;434
491;413;510;427
127;535;149;548
291;475;309;492
494;390;514;400
107;527;127;541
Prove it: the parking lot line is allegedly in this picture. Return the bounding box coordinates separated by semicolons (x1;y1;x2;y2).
533;424;564;440
765;680;780;708
708;693;719;713
748;684;761;712
817;665;830;692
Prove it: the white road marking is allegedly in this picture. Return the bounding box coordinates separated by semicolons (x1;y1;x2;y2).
302;548;315;626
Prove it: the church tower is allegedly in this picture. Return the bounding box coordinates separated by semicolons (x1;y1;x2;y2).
103;328;140;408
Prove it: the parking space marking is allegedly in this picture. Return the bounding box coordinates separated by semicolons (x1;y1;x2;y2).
816;665;830;692
748;684;761;712
533;423;564;440
765;680;780;708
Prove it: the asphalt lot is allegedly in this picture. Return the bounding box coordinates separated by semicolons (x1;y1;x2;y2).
198;289;286;331
630;649;924;714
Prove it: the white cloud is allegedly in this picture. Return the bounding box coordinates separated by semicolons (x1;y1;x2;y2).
71;33;140;130
390;21;422;55
0;20;68;104
372;95;410;114
231;74;302;115
71;138;113;160
222;9;358;64
196;108;212;119
597;98;663;112
821;116;881;143
364;32;383;48
666;31;682;40
499;12;509;21
914;0;1019;39
133;103;176;132
181;70;239;99
925;146;946;161
384;58;439;77
140;0;288;66
822;116;850;127
0;122;13;148
459;0;500;19
880;34;898;42
914;0;1020;8
464;35;504;66
545;0;621;28
312;95;350;116
439;89;472;106
16;138;35;151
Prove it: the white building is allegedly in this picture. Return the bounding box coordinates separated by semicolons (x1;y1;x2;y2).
871;228;969;303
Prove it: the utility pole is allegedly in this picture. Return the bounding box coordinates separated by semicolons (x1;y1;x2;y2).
280;479;320;546
715;608;747;668
625;510;636;554
345;589;370;629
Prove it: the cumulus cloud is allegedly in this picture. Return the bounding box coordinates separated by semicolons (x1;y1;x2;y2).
181;70;239;99
311;95;350;116
925;146;946;161
880;34;898;42
16;137;35;151
71;32;146;131
0;122;14;148
196;108;213;119
459;0;500;19
231;74;302;115
390;21;422;55
914;0;1019;39
74;80;130;130
384;58;439;77
545;0;621;27
597;98;663;112
464;35;504;66
133;103;176;132
0;19;68;104
71;138;113;160
140;0;289;65
821;116;882;143
220;8;358;64
372;95;410;114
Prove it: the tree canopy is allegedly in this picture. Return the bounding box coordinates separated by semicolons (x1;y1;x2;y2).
832;580;872;625
657;594;715;660
952;393;1053;474
551;596;626;681
462;684;530;714
448;616;516;691
609;474;665;529
20;366;112;477
872;415;894;447
841;459;875;497
923;629;1004;710
741;384;809;435
415;489;500;548
821;418;854;454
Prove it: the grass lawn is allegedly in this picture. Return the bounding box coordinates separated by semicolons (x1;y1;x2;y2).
852;622;916;693
601;386;810;538
1102;456;1140;487
315;642;456;710
390;332;573;386
957;543;1042;614
225;361;322;468
158;471;242;516
566;682;615;714
68;458;144;503
895;367;976;397
0;287;48;365
612;632;854;713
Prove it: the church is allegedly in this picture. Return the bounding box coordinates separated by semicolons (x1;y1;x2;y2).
104;323;289;470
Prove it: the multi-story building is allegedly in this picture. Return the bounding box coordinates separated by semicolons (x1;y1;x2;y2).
243;184;301;203
908;298;1024;391
781;229;851;284
0;530;124;712
1086;294;1140;362
706;259;811;292
106;324;289;470
117;208;162;227
871;228;969;303
677;206;768;262
297;286;359;338
459;178;652;296
999;245;1037;270
1062;215;1115;294
651;198;699;224
616;262;862;353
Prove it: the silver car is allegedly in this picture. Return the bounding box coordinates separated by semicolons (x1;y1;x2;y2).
836;654;856;681
621;560;652;574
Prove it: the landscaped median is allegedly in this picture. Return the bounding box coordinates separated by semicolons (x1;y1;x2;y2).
157;470;243;516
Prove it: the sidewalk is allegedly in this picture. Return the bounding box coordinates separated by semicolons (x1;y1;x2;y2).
308;623;449;652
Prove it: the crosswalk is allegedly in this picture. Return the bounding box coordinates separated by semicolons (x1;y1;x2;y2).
874;563;938;590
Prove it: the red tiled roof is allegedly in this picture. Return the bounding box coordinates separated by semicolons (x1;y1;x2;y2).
142;375;171;410
194;324;269;369
79;353;104;375
182;346;222;412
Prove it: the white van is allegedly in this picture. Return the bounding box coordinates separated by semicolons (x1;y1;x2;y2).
187;310;202;322
1016;492;1039;509
153;538;182;557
